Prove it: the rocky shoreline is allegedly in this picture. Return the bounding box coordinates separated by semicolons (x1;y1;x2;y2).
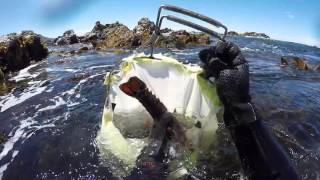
54;18;210;49
0;17;318;83
227;31;270;39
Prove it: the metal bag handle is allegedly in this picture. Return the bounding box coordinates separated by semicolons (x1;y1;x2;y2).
149;5;228;57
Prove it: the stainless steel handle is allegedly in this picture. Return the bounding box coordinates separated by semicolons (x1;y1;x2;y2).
149;5;228;58
159;15;223;41
156;5;227;38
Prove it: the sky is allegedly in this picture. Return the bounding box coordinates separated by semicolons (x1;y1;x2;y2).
0;0;319;47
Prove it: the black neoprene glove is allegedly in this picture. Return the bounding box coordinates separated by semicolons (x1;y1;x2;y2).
199;41;300;180
199;41;257;127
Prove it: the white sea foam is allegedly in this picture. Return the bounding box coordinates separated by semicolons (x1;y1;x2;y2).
0;84;46;112
87;65;113;70
9;63;41;82
0;118;36;161
38;97;66;112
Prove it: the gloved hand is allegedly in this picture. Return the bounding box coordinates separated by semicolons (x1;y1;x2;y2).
199;41;257;127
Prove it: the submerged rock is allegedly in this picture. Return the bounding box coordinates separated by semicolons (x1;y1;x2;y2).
280;57;289;66
54;30;79;45
280;56;309;70
293;58;309;70
0;33;48;73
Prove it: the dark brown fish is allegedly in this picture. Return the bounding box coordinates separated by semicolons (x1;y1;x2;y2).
119;76;187;146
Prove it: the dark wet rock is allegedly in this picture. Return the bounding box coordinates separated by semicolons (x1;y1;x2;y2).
241;32;270;39
92;21;106;33
79;46;89;51
280;57;289;66
160;28;173;34
281;56;309;70
21;30;54;45
0;131;7;145
0;68;4;83
54;30;79;45
227;31;239;36
68;73;90;82
0;33;48;73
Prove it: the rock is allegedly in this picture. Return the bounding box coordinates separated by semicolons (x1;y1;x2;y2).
81;19;210;49
241;32;270;39
0;68;4;83
68;73;90;82
95;22;135;49
0;131;6;145
132;18;155;46
160;28;173;34
0;33;48;72
280;57;289;66
280;56;309;70
292;58;308;70
79;32;98;43
227;31;239;36
314;64;320;71
54;30;79;45
157;30;210;49
92;21;106;33
78;46;89;52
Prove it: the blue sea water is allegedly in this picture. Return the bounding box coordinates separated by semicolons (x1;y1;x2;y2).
0;36;319;179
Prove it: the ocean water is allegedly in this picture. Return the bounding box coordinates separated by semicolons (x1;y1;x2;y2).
0;36;319;179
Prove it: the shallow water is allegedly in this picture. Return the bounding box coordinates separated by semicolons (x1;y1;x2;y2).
0;37;320;179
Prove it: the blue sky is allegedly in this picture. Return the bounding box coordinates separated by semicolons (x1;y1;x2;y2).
0;0;319;46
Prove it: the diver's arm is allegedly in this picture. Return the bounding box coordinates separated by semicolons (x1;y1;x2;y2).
199;41;300;180
225;103;299;180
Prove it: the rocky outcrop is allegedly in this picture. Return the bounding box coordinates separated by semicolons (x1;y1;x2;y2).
280;56;309;70
227;31;270;39
227;31;239;36
241;32;270;39
157;30;210;49
0;33;49;73
80;18;210;50
94;22;135;49
132;18;155;46
54;30;79;45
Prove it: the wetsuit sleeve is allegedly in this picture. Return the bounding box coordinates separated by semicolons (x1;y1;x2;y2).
199;41;300;180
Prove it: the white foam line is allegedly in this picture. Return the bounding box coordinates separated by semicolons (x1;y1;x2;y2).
0;85;46;112
88;65;113;70
9;63;41;82
0;118;35;161
38;97;66;112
